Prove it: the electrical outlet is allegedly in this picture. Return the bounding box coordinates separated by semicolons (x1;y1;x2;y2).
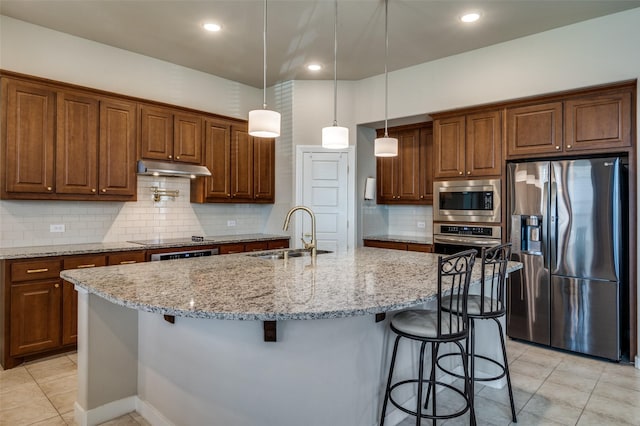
50;224;65;233
227;220;237;227
417;221;426;229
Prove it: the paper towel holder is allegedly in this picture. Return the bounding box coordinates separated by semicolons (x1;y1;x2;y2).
364;177;376;200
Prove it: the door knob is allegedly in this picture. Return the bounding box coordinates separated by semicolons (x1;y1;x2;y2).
168;155;173;159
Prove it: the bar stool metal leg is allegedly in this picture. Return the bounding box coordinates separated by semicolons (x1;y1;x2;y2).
495;318;517;422
380;335;402;426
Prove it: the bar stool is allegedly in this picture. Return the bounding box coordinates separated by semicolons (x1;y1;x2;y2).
380;249;477;426
438;243;517;422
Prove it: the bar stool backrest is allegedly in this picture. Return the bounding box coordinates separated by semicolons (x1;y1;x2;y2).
479;243;512;316
438;249;477;339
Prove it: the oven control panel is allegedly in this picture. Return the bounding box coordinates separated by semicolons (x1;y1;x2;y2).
434;223;502;239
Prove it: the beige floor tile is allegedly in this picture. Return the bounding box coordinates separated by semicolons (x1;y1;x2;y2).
517;350;563;369
577;410;636;426
25;354;77;384
29;415;68;425
554;358;603;380
584;393;640;424
48;388;77;414
598;370;640;392
0;365;33;391
510;410;567;426
477;383;531;411
0;381;49;411
0;394;59;425
592;379;640;407
509;371;545;394
545;368;598;393
130;412;151;426
67;352;78;365
39;373;77;397
509;359;554;380
521;394;583;426
535;381;591;409
61;410;77;425
472;395;516;425
98;413;140;426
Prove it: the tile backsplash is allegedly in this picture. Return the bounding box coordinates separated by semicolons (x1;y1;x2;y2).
0;176;271;248
387;205;433;237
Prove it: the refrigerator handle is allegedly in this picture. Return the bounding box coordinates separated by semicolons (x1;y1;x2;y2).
549;167;557;271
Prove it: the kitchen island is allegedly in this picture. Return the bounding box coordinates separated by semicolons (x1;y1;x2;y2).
61;247;522;426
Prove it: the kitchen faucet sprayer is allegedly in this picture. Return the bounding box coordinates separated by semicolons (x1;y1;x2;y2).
283;206;317;260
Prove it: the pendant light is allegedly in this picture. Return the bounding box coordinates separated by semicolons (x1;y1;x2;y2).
249;0;281;138
322;0;349;149
374;0;398;157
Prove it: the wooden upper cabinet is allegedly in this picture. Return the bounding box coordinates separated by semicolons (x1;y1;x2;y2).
507;102;563;158
140;105;203;164
173;113;203;163
253;137;275;202
99;100;137;197
197;119;231;200
376;124;432;205
565;91;632;152
434;111;501;179
3;79;56;194
56;92;99;195
433;116;466;178
231;126;254;200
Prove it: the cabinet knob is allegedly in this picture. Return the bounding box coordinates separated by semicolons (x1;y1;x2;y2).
101;189;107;193
47;186;52;191
176;156;180;160
467;171;471;175
91;188;96;193
168;155;173;159
458;171;463;175
54;283;59;288
555;146;560;150
566;145;572;149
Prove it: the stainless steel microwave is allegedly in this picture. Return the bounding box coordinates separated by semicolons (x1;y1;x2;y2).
433;179;501;223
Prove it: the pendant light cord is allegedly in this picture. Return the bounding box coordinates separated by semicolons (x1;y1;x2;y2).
262;0;268;109
332;0;338;126
383;0;389;137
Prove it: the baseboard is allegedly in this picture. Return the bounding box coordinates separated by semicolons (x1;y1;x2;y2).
74;397;136;426
635;355;640;369
136;397;174;426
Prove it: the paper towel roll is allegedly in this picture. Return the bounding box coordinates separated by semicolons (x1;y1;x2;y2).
364;177;376;200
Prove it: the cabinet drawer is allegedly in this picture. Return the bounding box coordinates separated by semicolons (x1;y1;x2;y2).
245;241;269;252
63;255;107;270
108;251;146;265
407;243;433;253
268;239;290;250
219;243;245;254
363;240;407;250
11;259;61;282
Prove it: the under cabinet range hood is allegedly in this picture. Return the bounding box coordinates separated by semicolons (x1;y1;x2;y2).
137;160;211;178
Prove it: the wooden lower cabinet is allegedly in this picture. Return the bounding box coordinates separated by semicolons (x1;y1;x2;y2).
363;239;433;253
219;239;290;254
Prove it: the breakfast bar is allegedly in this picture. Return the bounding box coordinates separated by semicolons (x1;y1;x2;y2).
61;247;522;426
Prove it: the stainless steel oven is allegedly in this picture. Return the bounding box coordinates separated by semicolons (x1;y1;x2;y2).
433;223;502;255
150;248;218;261
433;179;501;223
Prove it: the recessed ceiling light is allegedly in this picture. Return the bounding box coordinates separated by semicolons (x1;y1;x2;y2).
307;64;322;71
203;23;222;32
460;12;481;23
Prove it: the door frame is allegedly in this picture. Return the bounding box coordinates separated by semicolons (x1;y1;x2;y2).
295;145;355;251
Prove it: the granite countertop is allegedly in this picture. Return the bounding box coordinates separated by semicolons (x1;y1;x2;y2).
0;234;290;260
364;235;433;245
61;247;522;321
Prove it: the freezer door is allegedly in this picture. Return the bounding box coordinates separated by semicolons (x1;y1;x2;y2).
551;276;620;360
507;252;550;345
551;158;621;281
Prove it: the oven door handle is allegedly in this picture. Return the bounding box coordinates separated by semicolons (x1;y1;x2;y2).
433;235;501;247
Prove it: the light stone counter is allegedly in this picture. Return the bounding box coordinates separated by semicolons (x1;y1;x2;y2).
61;247;522;321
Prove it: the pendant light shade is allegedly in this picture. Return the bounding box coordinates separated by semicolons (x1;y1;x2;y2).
249;0;281;138
374;0;398;157
322;0;349;149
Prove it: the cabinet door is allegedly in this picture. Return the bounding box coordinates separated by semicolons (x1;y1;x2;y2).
396;129;421;201
56;92;99;195
434;116;465;178
140;105;173;161
10;280;61;356
173;113;203;164
376;155;397;203
198;120;231;200
419;126;434;203
565;91;632;152
507;102;563;158
4;80;56;194
230;126;254;200
107;251;146;265
99;100;137;197
465;110;502;177
253;138;275;202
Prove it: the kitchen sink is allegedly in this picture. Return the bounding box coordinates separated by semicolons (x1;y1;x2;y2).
247;248;332;260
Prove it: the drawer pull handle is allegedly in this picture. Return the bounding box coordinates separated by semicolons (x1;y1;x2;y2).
54;283;60;288
77;264;96;268
119;260;137;264
27;268;49;274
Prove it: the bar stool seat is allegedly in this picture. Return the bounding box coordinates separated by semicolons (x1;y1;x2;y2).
380;249;478;426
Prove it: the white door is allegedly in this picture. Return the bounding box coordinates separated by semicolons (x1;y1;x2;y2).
299;151;349;253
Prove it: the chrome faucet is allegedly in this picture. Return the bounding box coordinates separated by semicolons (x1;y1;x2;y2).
283;206;317;259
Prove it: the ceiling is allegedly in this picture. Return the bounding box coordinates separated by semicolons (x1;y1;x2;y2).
2;1;639;88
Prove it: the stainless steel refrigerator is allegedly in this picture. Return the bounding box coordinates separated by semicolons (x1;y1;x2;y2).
507;158;626;361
